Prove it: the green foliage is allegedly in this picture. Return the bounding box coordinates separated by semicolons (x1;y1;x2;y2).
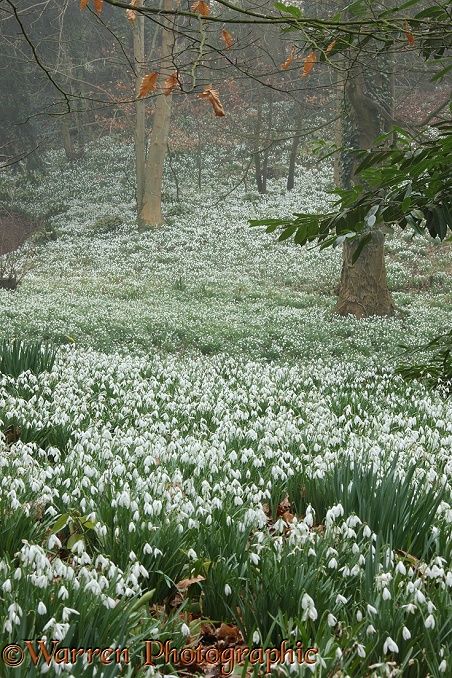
0;339;57;377
30;223;59;245
396;329;452;395
251;124;452;254
90;214;123;234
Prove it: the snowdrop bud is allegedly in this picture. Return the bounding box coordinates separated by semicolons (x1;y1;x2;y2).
37;602;47;615
356;610;363;622
439;660;447;673
367;604;377;615
181;623;190;637
357;644;366;658
252;630;261;644
382;587;391;600
224;584;232;596
2;579;11;593
396;561;406;576
363;525;372;538
402;626;411;640
335;648;342;660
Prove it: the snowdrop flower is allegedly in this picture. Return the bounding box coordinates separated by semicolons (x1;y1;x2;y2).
37;602;47;615
425;614;435;629
327;613;337;627
367;604;377;615
366;625;376;635
439;660;447;673
181;623;190;637
383;637;399;654
356;644;366;658
224;584;232;596
336;594;347;605
2;579;11;593
382;587;391;601
402;626;411;640
252;630;261;644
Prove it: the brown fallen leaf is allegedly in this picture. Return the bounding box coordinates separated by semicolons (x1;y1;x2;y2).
325;39;337;55
93;0;104;14
281;46;296;70
80;0;89;9
176;574;205;590
277;495;291;516
4;425;21;444
282;511;294;523
216;623;242;645
403;20;415;46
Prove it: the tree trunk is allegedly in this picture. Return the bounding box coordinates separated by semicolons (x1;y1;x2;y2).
334;230;394;317
254;99;265;194
133;1;146;214
140;0;174;229
334;59;395;317
287;128;300;191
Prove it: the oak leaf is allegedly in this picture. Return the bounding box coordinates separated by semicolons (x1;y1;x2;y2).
139;72;158;98
302;51;316;76
198;86;225;117
191;0;210;16
221;29;234;48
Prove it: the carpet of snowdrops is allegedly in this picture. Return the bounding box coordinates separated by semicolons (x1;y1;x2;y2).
0;138;451;677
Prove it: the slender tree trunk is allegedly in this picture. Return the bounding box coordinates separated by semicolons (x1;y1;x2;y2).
254;99;265;194
133;1;146;215
140;0;174;229
287;120;300;191
333;61;395;317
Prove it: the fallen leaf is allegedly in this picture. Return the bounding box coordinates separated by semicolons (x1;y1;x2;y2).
277;495;291;516
176;574;205;590
191;0;210;16
221;29;234;49
4;425;21;444
139;72;158;98
302;51;317;77
80;0;89;9
282;511;294;523
93;0;103;14
163;72;179;96
216;623;242;645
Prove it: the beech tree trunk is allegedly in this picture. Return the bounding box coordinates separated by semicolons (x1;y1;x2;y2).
334;230;395;317
334;58;395;317
133;1;146;214
140;0;174;229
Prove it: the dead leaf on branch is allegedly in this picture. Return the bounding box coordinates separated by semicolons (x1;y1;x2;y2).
139;72;158;98
126;0;138;22
191;0;210;16
221;29;234;49
403;20;415;46
163;72;180;96
302;51;317;77
198;86;225;117
281;46;296;70
325;39;337;55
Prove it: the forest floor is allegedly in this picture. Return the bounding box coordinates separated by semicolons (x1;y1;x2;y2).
0;139;451;678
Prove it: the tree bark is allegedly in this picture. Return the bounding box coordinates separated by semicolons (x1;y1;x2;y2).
334;230;394;317
334;60;395;317
132;1;146;214
140;0;174;229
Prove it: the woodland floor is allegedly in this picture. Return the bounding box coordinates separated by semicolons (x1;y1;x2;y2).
0;208;38;255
